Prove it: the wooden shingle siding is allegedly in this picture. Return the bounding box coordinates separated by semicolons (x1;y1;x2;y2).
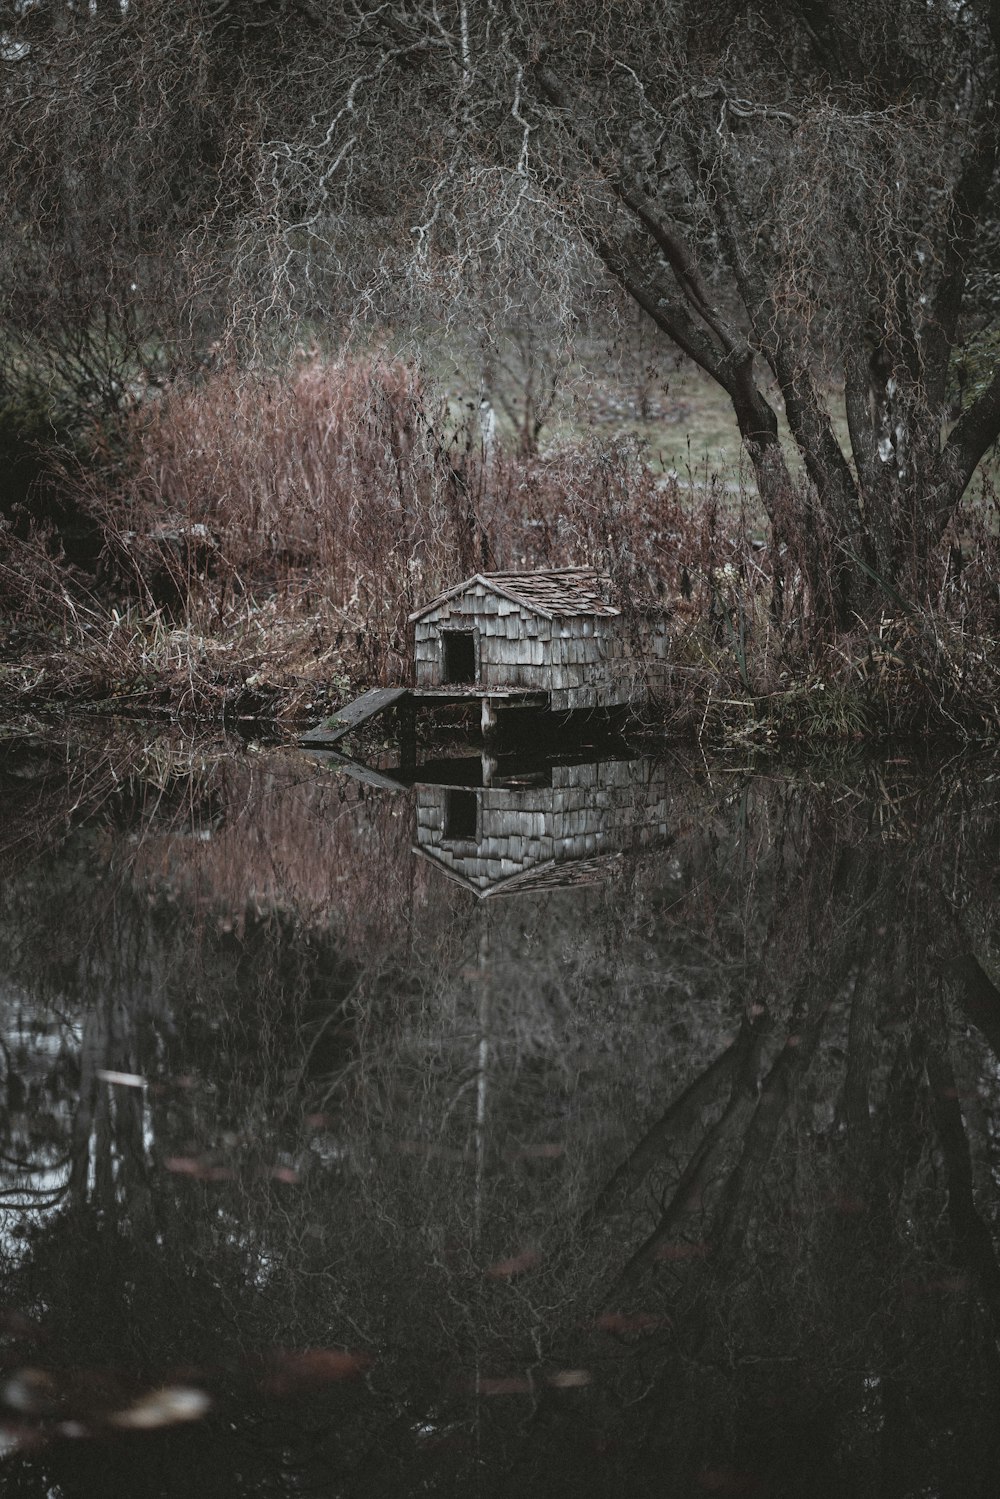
409;572;670;701
415;758;675;894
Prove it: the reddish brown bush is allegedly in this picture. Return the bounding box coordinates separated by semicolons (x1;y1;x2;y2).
70;356;701;688
3;353;998;738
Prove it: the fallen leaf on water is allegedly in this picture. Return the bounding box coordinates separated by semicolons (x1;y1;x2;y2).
473;1375;533;1396
163;1157;235;1182
1;1368;59;1416
504;1143;565;1160
56;1421;88;1440
485;1248;541;1279
257;1349;373;1397
109;1387;212;1431
267;1166;300;1184
546;1369;591;1389
593;1312;669;1334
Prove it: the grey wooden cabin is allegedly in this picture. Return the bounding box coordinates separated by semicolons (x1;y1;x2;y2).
414;756;672;898
409;568;669;713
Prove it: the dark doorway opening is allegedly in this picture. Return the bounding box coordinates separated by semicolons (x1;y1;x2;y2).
443;630;477;685
444;788;478;840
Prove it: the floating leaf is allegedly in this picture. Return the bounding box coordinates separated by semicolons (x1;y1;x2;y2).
485;1248;541;1279
257;1349;373;1397
504;1143;565;1160
110;1386;212;1430
593;1312;669;1334
473;1375;533;1396
163;1157;235;1182
267;1166;300;1184
546;1369;591;1389
1;1368;59;1416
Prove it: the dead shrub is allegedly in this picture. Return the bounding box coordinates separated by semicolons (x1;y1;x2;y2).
2;352;997;739
15;356;702;709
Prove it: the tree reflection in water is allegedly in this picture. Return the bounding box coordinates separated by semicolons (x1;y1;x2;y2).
0;728;998;1497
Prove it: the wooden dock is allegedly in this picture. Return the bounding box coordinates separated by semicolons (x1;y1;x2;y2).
298;686;410;745
300;567;670;749
298;686;549;746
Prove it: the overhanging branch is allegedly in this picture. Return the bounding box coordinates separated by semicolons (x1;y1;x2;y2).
933;360;1000;530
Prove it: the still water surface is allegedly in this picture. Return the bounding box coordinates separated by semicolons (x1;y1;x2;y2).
1;725;999;1497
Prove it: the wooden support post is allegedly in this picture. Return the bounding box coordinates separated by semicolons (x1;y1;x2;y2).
481;696;498;746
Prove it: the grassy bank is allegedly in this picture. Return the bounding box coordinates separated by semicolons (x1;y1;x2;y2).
2;355;999;746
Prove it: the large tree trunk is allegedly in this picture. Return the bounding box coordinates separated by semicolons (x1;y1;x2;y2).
529;14;1000;629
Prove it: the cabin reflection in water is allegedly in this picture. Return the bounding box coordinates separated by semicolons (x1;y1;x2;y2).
414;757;670;897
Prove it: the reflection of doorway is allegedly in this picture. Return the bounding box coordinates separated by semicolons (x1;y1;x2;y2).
444;788;478;840
443;630;477;685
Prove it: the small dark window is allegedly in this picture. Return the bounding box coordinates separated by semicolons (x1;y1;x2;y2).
444;788;478;840
443;630;476;685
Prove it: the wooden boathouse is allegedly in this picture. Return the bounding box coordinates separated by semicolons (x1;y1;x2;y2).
300;568;670;746
410;567;669;713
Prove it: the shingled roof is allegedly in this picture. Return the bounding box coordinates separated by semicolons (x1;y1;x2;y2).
412;847;617;898
409;568;623;623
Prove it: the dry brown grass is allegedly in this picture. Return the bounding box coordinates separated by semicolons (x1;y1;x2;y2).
0;355;696;715
2;353;999;742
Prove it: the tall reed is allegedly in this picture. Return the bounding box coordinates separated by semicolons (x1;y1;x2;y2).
3;353;998;738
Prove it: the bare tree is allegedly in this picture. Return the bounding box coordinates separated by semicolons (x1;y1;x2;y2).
258;0;1000;621
4;2;1000;627
330;0;1000;623
480;326;568;456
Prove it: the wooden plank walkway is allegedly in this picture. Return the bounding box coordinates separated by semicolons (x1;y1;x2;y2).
298;686;410;745
410;688;548;704
301;747;407;792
